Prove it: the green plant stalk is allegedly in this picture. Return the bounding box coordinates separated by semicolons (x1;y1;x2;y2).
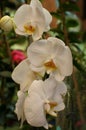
3;34;11;59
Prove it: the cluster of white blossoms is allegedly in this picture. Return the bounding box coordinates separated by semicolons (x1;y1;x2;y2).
11;0;73;129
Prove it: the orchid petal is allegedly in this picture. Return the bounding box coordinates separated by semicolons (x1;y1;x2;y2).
27;39;51;66
24;78;66;128
53;94;64;111
24;93;48;129
15;91;26;126
47;37;73;78
12;59;36;91
14;0;52;40
28;80;45;99
30;64;45;76
51;70;65;81
15;28;27;36
55;81;67;96
14;5;32;28
32;23;44;41
43;8;52;31
43;76;57;99
27;37;73;81
55;102;65;111
30;0;42;8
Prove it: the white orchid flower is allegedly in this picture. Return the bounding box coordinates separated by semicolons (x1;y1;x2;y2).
27;37;73;81
24;76;67;129
14;90;26;127
12;59;37;91
14;0;52;41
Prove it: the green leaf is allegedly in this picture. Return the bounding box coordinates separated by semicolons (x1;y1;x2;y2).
62;2;80;12
66;19;79;27
51;12;62;20
0;71;11;78
2;58;11;65
68;32;81;43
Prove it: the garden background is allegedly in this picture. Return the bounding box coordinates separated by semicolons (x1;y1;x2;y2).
0;0;86;130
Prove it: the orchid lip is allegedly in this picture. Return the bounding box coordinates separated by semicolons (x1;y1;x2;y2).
44;101;57;117
48;101;58;107
24;24;36;34
44;59;57;70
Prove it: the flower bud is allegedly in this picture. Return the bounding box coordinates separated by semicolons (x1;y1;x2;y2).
0;15;14;32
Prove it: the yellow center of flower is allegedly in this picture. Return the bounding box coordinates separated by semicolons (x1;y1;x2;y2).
44;101;57;117
44;59;57;72
49;101;58;108
24;24;35;34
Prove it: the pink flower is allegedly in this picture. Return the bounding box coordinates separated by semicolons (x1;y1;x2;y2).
11;50;26;64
